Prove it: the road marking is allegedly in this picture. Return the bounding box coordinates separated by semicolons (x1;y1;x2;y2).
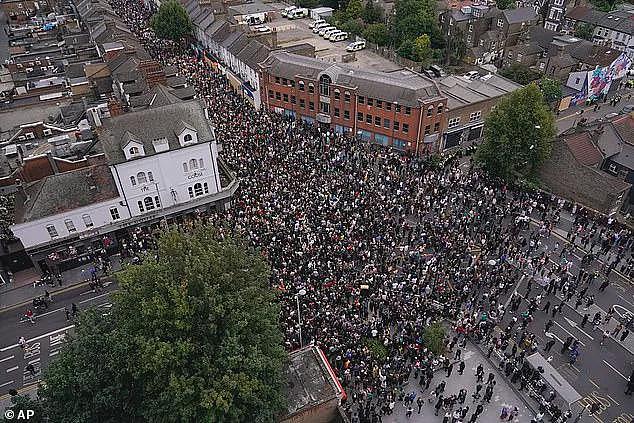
545;331;564;344
613;304;633;320
589;378;600;389
554;321;586;346
49;350;59;357
6;366;18;373
564;317;594;340
591;415;604;423
35;306;65;318
0;324;75;352
0;355;14;363
27;358;40;365
606;394;620;406
78;292;110;304
602;360;628;381
0;380;14;388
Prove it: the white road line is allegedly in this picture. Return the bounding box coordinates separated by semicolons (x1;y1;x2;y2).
545;332;564;344
553;321;586;347
0;355;15;363
49;350;59;357
35;306;65;318
0;380;14;388
563;317;595;340
602;360;628;381
6;366;19;373
78;292;110;304
27;358;40;365
0;325;75;352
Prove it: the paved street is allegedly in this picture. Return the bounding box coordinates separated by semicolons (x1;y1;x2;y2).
0;282;116;404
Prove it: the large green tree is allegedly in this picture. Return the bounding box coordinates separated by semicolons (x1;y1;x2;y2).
495;0;515;9
574;23;595;40
476;84;556;181
363;23;390;46
18;228;287;423
499;63;542;85
539;77;562;105
150;0;194;41
390;0;443;48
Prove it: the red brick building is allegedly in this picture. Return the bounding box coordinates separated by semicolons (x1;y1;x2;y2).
259;52;448;155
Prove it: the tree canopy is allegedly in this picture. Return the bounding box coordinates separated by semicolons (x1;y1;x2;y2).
150;0;193;41
476;84;556;181
499;63;542;85
539;77;563;105
391;0;443;54
495;0;515;9
363;23;390;46
14;227;287;423
574;22;595;40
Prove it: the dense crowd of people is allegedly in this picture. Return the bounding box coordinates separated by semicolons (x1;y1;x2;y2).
98;0;634;421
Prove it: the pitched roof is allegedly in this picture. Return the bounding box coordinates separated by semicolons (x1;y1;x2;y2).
563;132;603;166
128;84;183;109
13;164;120;224
612;113;634;146
503;7;537;23
98;100;214;165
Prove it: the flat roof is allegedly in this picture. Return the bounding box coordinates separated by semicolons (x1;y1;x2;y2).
438;74;522;109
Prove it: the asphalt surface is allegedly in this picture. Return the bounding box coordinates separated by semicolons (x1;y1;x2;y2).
0;282;117;400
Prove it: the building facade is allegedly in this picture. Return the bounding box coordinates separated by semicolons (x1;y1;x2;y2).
565;6;634;59
260;52;447;155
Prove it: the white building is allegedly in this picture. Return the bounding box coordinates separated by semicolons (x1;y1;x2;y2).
11;100;237;270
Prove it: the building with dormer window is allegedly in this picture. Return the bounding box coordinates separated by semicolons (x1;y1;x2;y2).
10;100;238;272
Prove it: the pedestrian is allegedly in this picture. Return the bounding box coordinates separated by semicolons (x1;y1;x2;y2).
625;371;634;395
458;361;465;375
71;303;79;318
580;313;589;328
64;306;70;321
620;328;630;342
417;396;424;414
406;405;413;418
25;363;35;376
446;362;454;378
18;336;27;350
544;339;556;352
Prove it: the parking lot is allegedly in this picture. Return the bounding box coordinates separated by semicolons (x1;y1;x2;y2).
266;16;403;72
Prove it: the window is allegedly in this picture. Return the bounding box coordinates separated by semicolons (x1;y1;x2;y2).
357;112;363;122
204;182;209;194
138;201;144;212
189;158;199;170
183;133;193;143
281;78;287;86
129;146;139;155
291;95;296;104
434;122;440;133
82;214;93;228
46;225;58;238
358;96;365;104
308;83;314;94
290;80;295;88
148;171;154;182
448;117;461;128
393;121;400;131
268;89;274;99
183;163;188;172
334;107;340;117
497;18;503;27
137;172;147;184
424;125;431;135
188;187;194;198
154;196;161;208
402;123;409;134
468;24;473;32
334;89;340;100
469;111;482;122
367;98;374;106
608;163;617;173
110;207;120;220
393;139;407;150
130;175;137;186
396;104;402;113
144;196;155;211
299;81;305;91
386;103;392;111
383;118;390;128
199;158;204;168
344;110;350;120
319;75;331;96
575;77;580;85
365;114;372;124
437;104;444;114
309;101;315;111
194;183;203;196
427;106;433;117
65;219;76;233
275;76;280;84
275;91;281;100
374;116;381;126
320;102;330;113
344;91;350;102
376;100;382;109
283;93;289;102
300;99;305;109
405;106;411;115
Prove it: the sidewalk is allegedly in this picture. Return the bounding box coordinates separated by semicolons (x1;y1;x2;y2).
0;255;122;311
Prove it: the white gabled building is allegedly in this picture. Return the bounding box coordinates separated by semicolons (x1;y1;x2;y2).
11;100;238;271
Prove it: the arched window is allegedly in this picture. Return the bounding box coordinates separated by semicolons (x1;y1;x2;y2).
183;162;188;172
129;146;139;155
189;158;198;170
154;196;161;208
308;83;314;94
427;105;434;117
334;89;340;100
147;171;154;182
137;172;147;184
137;200;144;212
144;196;155;211
194;183;203;197
198;158;204;168
203;182;209;194
184;133;193;143
298;81;305;91
319;74;331;96
130;175;137;186
188;187;194;198
437;103;444;114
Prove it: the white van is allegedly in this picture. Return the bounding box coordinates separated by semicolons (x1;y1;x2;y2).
322;28;339;38
281;6;296;17
318;25;336;36
346;40;366;52
288;8;308;19
309;19;325;28
330;31;348;42
313;22;330;33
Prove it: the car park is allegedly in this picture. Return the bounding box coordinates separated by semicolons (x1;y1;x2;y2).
309;19;325;28
346;40;366;52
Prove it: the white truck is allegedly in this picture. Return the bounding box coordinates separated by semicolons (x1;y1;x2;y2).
288;8;308;19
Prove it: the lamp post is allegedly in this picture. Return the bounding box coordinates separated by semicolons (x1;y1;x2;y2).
296;288;306;348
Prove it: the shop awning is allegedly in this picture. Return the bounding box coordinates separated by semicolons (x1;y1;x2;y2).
526;353;581;405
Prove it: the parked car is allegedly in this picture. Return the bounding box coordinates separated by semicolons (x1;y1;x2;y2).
319;26;336;36
309;18;325;28
463;71;479;80
604;112;619;119
288;8;308;19
621;104;634;114
346;40;366;52
429;65;446;78
329;31;348;42
313;22;330;33
323;28;339;38
281;6;296;17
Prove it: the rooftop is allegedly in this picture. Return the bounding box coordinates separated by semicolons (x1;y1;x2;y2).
563;132;603;166
438;74;522;109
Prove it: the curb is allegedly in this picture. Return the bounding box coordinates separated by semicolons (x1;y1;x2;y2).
0;281;93;313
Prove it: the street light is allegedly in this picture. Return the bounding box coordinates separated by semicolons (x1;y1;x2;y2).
296;288;306;348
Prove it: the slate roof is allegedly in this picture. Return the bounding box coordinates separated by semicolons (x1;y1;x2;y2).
98;100;214;165
612;114;634;146
261;52;442;106
503;7;538;24
438;74;522;109
13;164;120;224
236;40;271;70
128;84;183;109
563;132;603;166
